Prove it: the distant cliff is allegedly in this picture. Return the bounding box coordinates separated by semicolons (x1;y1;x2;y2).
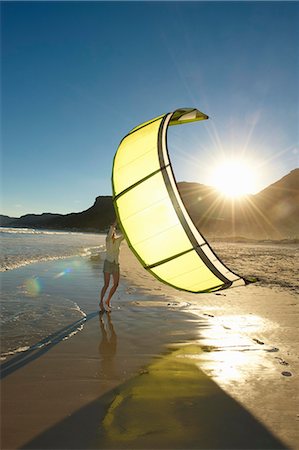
0;196;115;233
1;169;298;239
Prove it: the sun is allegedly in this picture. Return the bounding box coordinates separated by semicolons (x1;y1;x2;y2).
209;158;257;198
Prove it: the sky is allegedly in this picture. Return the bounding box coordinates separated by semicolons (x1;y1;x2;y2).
1;0;298;217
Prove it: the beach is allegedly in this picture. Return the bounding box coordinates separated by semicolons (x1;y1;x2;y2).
1;237;298;449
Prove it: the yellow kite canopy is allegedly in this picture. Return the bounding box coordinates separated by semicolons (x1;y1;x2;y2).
112;108;247;293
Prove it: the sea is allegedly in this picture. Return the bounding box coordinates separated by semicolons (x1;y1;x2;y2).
0;227;298;362
0;228;106;361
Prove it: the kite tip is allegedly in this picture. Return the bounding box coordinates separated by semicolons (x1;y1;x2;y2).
245;277;259;285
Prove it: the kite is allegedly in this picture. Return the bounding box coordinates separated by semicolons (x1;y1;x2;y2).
112;108;249;293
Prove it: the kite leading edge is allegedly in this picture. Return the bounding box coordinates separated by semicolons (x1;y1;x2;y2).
112;108;250;293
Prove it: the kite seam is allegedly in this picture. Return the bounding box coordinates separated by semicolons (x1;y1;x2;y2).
145;245;207;270
113;164;170;201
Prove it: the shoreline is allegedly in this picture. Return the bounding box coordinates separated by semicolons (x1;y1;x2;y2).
1;225;298;244
1;244;298;449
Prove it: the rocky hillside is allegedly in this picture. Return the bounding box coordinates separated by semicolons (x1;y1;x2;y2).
178;169;299;239
0;196;115;233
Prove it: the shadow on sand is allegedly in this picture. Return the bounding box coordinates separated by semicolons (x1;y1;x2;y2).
0;312;99;380
21;343;287;450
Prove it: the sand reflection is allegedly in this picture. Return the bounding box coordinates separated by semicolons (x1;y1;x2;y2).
187;311;278;389
98;313;117;378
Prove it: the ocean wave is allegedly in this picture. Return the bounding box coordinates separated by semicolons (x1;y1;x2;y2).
0;300;87;361
0;244;105;272
0;227;100;236
0;254;76;272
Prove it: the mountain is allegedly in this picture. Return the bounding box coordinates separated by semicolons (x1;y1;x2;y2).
1;170;298;239
251;169;299;238
0;196;115;233
0;215;17;226
178;168;299;239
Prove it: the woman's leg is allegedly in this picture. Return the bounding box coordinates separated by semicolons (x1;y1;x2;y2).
105;270;120;309
100;272;110;310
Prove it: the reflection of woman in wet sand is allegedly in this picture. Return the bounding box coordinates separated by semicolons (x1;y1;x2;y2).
99;222;124;312
99;313;117;377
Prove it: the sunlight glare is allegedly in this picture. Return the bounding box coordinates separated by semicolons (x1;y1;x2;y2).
209;159;257;198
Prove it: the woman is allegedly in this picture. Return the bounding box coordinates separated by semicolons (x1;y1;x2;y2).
99;221;124;312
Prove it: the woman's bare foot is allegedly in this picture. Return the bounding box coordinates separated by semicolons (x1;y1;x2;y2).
105;301;111;312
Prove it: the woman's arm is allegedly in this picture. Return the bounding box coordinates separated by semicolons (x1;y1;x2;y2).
106;223;116;240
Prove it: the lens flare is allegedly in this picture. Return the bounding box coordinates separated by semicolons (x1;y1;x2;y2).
54;267;73;279
24;277;42;297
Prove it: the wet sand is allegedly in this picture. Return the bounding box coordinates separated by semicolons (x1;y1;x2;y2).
1;244;298;449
